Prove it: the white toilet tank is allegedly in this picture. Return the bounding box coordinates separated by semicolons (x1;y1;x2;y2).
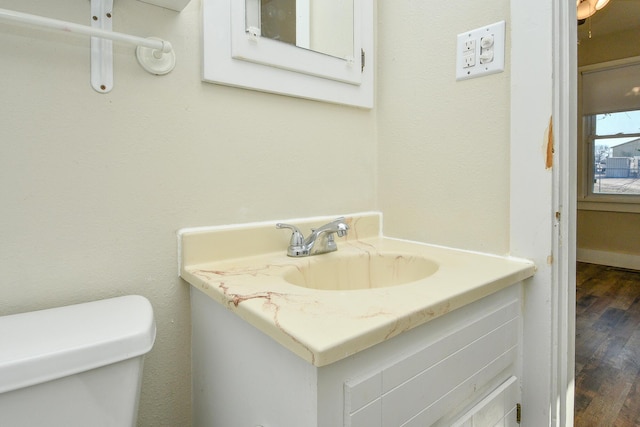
0;295;156;427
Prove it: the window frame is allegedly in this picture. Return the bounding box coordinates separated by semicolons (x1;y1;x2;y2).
578;56;640;213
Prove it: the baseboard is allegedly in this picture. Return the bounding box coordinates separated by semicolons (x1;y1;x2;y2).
577;248;640;270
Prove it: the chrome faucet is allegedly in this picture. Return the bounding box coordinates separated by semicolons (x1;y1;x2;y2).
276;217;350;257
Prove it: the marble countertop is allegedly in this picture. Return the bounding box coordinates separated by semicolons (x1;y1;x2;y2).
179;213;535;367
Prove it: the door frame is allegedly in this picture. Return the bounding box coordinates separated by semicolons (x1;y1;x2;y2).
510;1;576;426
551;0;577;425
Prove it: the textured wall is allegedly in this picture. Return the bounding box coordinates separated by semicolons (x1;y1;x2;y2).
0;0;375;425
376;0;511;255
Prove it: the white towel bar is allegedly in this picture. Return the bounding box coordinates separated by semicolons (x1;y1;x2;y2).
0;1;175;93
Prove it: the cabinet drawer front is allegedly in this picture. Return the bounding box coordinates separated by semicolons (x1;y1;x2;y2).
345;299;520;427
451;376;519;427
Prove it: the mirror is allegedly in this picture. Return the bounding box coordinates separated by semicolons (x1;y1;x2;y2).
245;0;354;60
202;0;373;108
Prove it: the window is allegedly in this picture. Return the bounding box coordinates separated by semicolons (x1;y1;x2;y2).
579;57;640;210
586;110;640;195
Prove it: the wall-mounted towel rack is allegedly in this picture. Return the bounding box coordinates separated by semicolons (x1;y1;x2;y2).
0;0;175;93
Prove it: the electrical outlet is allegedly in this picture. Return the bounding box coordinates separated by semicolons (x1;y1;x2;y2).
479;34;495;64
464;39;476;53
463;53;476;68
479;49;494;64
462;39;476;68
480;35;494;50
456;21;505;81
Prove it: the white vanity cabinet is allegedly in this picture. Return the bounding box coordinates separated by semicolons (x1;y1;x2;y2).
190;283;523;427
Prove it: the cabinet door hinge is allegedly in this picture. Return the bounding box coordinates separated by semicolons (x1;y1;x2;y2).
361;48;365;73
516;402;522;424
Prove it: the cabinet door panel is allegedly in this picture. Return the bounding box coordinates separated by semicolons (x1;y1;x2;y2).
348;399;382;427
344;299;520;427
451;376;519;427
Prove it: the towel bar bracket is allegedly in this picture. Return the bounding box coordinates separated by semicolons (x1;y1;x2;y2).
91;0;114;93
0;2;176;93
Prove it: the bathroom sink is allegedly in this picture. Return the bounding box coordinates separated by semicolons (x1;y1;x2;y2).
180;212;537;366
282;252;439;291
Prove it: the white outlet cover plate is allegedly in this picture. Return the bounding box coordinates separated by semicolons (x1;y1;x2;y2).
456;21;506;81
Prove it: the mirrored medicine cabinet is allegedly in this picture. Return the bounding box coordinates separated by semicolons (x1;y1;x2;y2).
202;0;374;108
249;0;354;60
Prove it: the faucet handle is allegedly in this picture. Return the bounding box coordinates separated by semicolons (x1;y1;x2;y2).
276;223;304;246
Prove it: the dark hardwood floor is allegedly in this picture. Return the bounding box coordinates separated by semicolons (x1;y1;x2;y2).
575;262;640;427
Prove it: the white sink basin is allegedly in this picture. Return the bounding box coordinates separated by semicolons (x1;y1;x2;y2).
282;252;439;291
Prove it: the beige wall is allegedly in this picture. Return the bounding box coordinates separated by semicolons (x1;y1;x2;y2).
578;27;640;67
1;0;516;425
578;210;640;254
377;1;511;255
577;26;640;263
0;0;375;425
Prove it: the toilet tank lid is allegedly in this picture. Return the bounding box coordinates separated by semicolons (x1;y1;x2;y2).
0;295;156;394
